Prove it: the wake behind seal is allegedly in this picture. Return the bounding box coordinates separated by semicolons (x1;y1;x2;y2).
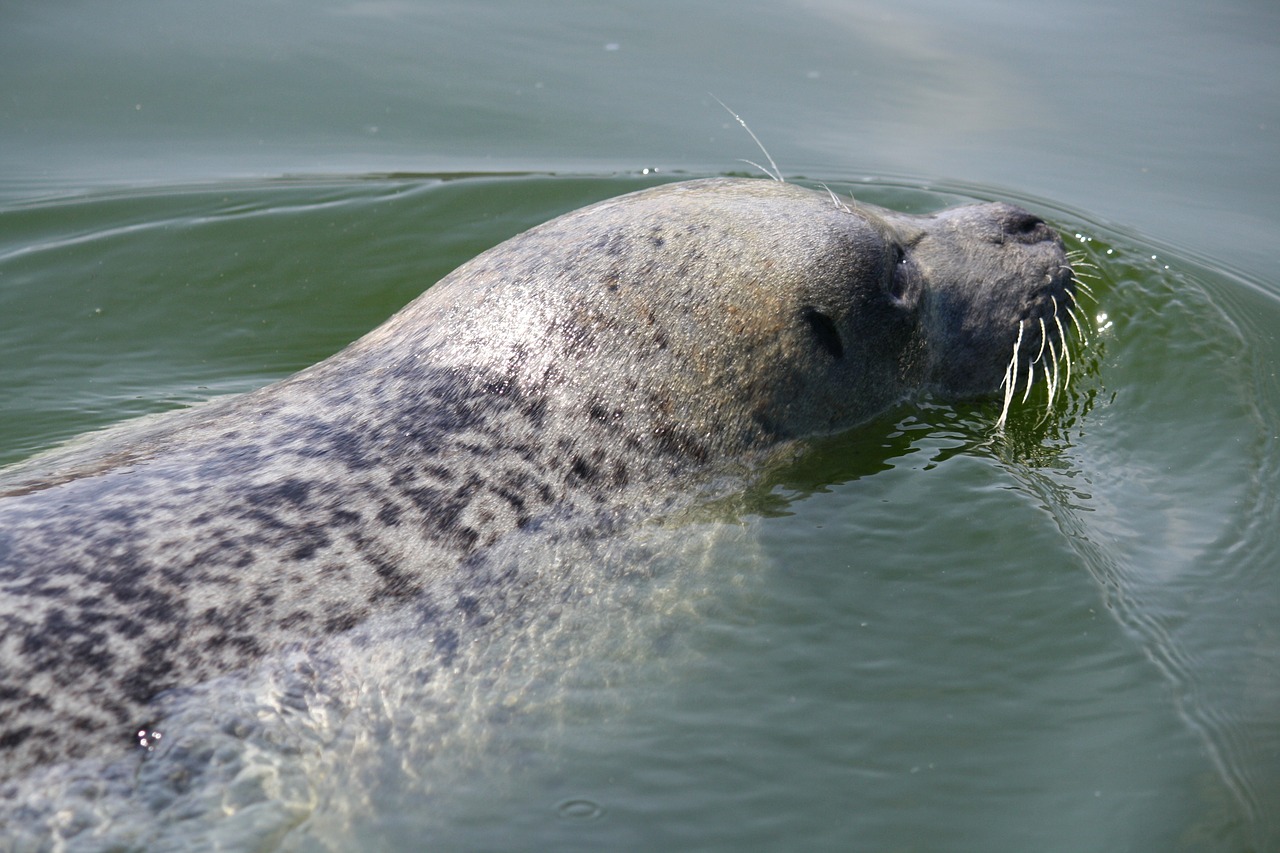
0;177;1080;782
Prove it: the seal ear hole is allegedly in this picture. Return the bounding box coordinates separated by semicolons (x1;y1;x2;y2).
801;307;844;360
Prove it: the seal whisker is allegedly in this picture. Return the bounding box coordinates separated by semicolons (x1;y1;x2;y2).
712;95;783;182
1061;334;1072;393
1034;317;1048;363
1066;259;1101;286
1045;337;1060;411
995;320;1024;430
1021;360;1035;404
819;183;852;214
1065;250;1099;271
999;320;1024;392
740;158;779;181
1068;302;1089;343
1071;281;1099;305
1053;310;1068;351
1064;293;1085;332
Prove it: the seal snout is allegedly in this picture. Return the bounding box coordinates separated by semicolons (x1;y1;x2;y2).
990;203;1061;247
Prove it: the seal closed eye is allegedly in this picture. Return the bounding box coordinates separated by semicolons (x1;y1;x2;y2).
0;177;1078;780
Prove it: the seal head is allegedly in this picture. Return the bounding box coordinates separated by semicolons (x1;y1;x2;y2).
388;178;1075;456
877;199;1076;399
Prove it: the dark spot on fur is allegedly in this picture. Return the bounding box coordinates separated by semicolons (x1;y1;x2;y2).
288;523;332;560
69;637;115;674
569;456;599;483
377;501;403;526
0;727;32;750
120;646;177;705
230;635;264;657
422;463;457;483
595;230;626;257
324;611;363;634
115;616;147;640
279;610;311;631
521;396;548;426
331;428;381;470
368;555;422;602
246;478;313;509
456;595;482;619
651;423;710;464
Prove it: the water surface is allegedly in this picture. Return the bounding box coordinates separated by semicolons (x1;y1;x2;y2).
2;1;1277;851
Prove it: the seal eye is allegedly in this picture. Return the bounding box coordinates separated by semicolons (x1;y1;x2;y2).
886;245;910;304
801;307;844;360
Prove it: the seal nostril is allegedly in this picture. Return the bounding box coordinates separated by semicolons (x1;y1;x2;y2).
1009;211;1045;236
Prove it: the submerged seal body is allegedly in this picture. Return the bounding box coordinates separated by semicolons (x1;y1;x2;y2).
0;178;1075;780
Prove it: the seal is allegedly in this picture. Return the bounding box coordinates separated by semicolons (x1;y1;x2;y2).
0;177;1077;781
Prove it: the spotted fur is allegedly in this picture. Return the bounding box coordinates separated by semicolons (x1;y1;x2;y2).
0;178;1074;781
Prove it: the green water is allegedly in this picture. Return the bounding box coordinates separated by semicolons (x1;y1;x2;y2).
2;1;1278;851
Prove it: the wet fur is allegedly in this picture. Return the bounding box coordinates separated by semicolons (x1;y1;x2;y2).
0;178;1076;782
